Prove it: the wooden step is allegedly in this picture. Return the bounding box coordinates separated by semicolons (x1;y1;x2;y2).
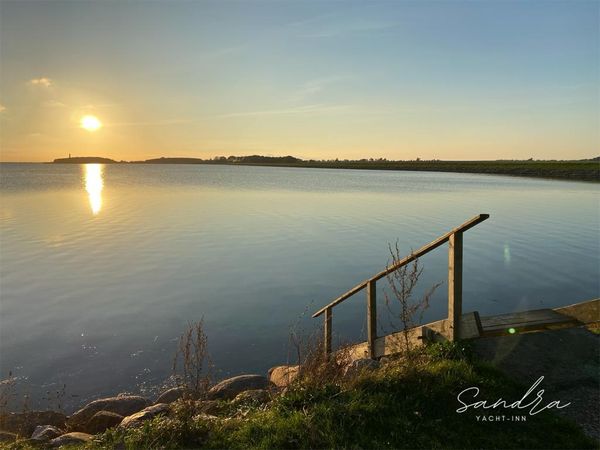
480;308;580;337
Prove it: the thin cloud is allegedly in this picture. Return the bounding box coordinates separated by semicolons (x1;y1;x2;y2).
107;118;196;127
302;21;397;38
290;76;348;102
0;104;5;113
287;12;397;39
43;100;67;108
218;103;381;118
29;77;53;87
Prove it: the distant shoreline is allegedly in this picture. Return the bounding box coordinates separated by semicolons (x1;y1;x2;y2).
41;155;600;182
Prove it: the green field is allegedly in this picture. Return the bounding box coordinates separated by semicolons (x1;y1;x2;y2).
247;160;599;182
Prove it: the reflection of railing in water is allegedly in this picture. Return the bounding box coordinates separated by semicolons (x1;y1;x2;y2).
84;164;104;215
312;214;490;357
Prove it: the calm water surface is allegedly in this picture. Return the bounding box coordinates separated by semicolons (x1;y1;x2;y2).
1;163;598;410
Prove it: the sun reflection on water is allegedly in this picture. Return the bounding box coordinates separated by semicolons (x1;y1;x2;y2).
84;164;104;215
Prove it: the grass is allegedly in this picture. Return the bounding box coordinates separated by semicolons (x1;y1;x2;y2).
6;342;584;450
3;342;595;449
275;160;599;182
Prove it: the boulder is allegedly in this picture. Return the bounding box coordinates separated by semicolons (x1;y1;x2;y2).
196;400;220;416
155;387;188;404
343;358;380;377
31;425;63;441
84;411;123;434
119;403;170;429
50;432;93;447
207;375;271;400
0;411;67;436
233;389;270;405
67;395;150;430
268;365;299;388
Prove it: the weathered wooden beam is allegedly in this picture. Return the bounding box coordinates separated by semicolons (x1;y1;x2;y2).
448;232;463;341
312;214;489;318
367;279;377;358
324;307;332;355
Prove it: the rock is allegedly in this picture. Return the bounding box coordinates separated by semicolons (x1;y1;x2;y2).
268;365;299;388
233;389;270;405
0;431;18;442
155;386;188;404
50;432;93;447
31;425;63;441
0;411;67;436
192;413;218;422
196;400;220;416
84;411;123;434
207;375;271;400
67;395;151;430
119;403;170;428
343;358;380;377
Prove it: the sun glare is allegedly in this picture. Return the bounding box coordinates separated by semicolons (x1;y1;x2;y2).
80;115;102;132
84;164;104;215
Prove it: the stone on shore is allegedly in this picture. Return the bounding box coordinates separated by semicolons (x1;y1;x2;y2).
0;411;67;436
119;403;170;428
50;432;93;447
233;389;270;405
31;425;62;441
268;365;299;387
155;386;188;404
196;400;220;415
67;395;151;430
84;411;124;434
207;375;271;400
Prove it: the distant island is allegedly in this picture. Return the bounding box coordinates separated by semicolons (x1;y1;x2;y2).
52;155;600;182
53;156;117;164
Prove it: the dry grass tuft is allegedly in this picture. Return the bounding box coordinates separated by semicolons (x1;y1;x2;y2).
172;319;212;400
385;242;442;358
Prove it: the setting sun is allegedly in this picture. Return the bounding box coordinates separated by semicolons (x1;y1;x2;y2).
80;115;102;132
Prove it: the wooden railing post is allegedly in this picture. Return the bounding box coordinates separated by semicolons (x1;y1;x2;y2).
367;280;377;358
448;232;463;341
324;307;332;355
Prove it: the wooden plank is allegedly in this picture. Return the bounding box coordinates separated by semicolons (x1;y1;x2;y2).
312;282;367;318
369;214;489;284
324;308;332;355
459;312;481;339
479;308;580;336
481;320;578;337
312;214;489;318
480;309;571;328
473;311;484;336
482;317;577;333
448;232;463;341
340;312;481;361
367;280;377;358
481;308;560;322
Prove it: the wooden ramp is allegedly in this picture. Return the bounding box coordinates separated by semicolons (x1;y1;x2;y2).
344;298;599;360
311;214;599;361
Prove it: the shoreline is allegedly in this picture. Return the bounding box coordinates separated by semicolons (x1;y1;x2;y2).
1;331;597;448
6;157;598;182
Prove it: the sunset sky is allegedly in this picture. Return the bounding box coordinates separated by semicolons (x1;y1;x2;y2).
0;0;598;162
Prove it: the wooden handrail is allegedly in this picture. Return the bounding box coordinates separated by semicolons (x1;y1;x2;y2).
312;213;489;318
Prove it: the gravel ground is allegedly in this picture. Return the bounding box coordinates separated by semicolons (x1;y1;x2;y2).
472;327;599;441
